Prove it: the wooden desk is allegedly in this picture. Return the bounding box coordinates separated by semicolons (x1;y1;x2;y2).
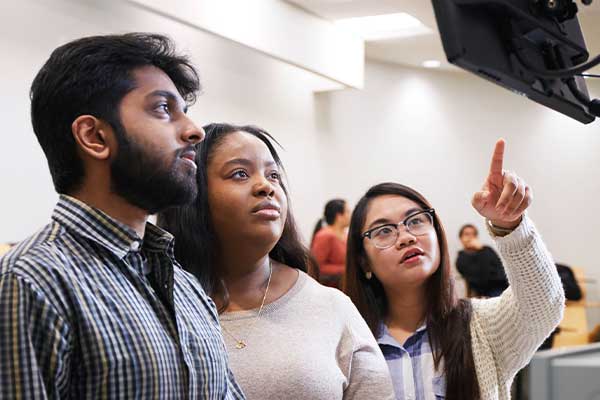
553;267;600;348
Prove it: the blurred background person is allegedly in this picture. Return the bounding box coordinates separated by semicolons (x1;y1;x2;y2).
311;199;351;288
537;262;582;350
456;223;508;297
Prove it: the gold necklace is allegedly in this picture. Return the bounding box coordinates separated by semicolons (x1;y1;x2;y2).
221;260;273;349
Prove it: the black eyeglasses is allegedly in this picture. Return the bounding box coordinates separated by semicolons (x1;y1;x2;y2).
362;209;435;249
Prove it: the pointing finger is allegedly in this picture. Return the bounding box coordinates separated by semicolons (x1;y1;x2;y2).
489;138;505;177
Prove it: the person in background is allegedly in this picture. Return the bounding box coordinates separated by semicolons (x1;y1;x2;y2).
456;223;509;297
311;199;351;288
0;33;243;399
344;139;564;400
158;123;394;400
537;263;582;350
556;263;583;302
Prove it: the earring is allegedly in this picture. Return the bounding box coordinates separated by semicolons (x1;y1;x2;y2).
365;271;372;280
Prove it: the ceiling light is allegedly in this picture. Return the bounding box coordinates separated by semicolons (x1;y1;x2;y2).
335;13;431;41
422;60;441;68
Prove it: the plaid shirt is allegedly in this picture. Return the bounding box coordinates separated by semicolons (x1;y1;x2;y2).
0;195;245;399
378;323;446;400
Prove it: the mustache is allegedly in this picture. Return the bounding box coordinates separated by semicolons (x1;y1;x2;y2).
175;145;197;158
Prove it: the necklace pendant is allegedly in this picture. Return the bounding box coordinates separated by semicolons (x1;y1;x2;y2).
235;340;247;349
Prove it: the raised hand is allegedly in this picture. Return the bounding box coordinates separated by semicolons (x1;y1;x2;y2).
471;139;532;229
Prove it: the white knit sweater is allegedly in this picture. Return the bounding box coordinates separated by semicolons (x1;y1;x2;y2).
470;216;565;400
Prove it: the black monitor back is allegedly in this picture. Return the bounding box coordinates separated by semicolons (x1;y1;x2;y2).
432;0;595;123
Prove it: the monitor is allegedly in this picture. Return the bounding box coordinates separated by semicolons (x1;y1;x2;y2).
431;0;599;124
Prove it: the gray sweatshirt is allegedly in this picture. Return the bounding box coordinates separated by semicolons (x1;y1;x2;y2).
220;270;395;399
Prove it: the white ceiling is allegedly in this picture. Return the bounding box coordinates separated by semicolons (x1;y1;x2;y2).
286;0;600;74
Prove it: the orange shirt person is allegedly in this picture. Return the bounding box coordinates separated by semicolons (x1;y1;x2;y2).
311;199;351;287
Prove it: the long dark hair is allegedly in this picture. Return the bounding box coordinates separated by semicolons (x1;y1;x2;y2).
158;123;317;312
311;198;346;244
344;183;480;400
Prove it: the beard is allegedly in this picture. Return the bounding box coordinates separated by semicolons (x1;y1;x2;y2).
110;123;198;214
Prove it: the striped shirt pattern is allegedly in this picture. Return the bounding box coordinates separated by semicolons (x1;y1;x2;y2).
0;195;245;399
378;323;445;400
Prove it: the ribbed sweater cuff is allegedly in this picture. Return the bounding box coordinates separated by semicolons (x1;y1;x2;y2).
488;214;535;253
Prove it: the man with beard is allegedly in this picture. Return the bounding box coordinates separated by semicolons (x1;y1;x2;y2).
0;33;245;399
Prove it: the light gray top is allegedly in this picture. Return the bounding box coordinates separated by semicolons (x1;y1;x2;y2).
220;270;395;400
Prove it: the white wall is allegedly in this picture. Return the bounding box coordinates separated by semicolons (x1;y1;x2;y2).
2;0;600;305
129;0;364;88
314;61;600;301
0;0;332;244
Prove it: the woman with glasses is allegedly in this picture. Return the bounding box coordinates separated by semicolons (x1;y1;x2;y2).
344;139;564;400
158;123;394;399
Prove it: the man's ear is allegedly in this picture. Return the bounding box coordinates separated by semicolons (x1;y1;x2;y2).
71;115;112;161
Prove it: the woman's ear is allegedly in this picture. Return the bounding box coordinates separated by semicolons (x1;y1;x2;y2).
71;115;112;161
